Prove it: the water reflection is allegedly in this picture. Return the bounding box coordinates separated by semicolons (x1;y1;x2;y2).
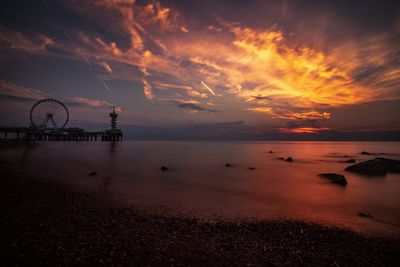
18;142;37;177
1;141;400;236
100;141;118;194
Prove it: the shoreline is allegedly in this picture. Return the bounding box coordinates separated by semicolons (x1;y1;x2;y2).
1;173;399;266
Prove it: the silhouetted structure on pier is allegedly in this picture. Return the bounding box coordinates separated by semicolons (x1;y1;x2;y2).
0;99;123;142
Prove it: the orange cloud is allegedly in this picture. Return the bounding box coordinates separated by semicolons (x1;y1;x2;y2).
138;2;178;30
246;107;331;122
0;80;47;100
246;107;272;113
200;81;216;96
75;96;111;107
153;81;207;98
5;1;398;126
100;62;113;73
180;26;189;33
0;31;56;55
279;127;331;134
142;79;154;100
272;111;331;120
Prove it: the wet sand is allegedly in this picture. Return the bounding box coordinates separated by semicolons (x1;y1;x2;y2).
1;171;399;266
0;140;33;151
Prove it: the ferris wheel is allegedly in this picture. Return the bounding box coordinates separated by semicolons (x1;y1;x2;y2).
30;98;69;129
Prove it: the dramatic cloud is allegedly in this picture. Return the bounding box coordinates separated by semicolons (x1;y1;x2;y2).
0;0;399;138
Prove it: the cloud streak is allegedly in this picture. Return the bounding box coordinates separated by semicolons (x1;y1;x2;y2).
167;100;219;113
0;80;47;100
74;96;111;107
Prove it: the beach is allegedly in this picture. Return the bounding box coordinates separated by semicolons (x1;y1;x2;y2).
1;172;399;266
1;140;400;266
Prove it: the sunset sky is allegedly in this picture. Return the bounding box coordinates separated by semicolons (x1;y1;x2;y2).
0;0;399;140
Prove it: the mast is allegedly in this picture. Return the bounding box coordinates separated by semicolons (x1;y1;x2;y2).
110;106;118;130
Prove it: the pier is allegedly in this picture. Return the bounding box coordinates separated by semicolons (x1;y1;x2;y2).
0;99;123;142
0;127;122;142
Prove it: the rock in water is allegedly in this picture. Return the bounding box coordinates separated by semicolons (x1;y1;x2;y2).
88;171;98;176
345;159;387;176
375;157;400;173
285;157;293;162
358;212;372;218
225;163;233;167
318;173;348;186
160;166;168;171
341;159;356;163
248;167;255;170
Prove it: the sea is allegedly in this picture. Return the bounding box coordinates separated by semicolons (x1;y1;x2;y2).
1;141;400;236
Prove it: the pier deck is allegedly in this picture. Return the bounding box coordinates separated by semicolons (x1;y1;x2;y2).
0;127;123;142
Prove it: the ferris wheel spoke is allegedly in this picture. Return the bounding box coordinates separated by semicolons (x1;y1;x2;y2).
49;116;58;128
41;115;50;128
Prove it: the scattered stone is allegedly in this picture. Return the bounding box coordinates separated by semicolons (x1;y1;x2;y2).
88;171;98;176
318;173;348;186
361;151;372;155
248;167;255;170
160;166;168;171
225;163;233;167
375;157;400;173
2;175;400;267
285;157;293;162
358;212;372;218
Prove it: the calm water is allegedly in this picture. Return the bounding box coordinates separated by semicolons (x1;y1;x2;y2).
1;141;400;236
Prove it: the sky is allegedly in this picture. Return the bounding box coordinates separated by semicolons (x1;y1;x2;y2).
0;0;399;140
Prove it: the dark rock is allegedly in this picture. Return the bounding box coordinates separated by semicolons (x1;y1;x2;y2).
160;166;168;171
375;157;400;173
340;159;356;163
345;158;390;176
358;212;372;218
88;171;98;176
318;173;348;186
269;151;273;153
361;151;372;155
248;167;255;170
285;157;293;162
225;163;233;167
